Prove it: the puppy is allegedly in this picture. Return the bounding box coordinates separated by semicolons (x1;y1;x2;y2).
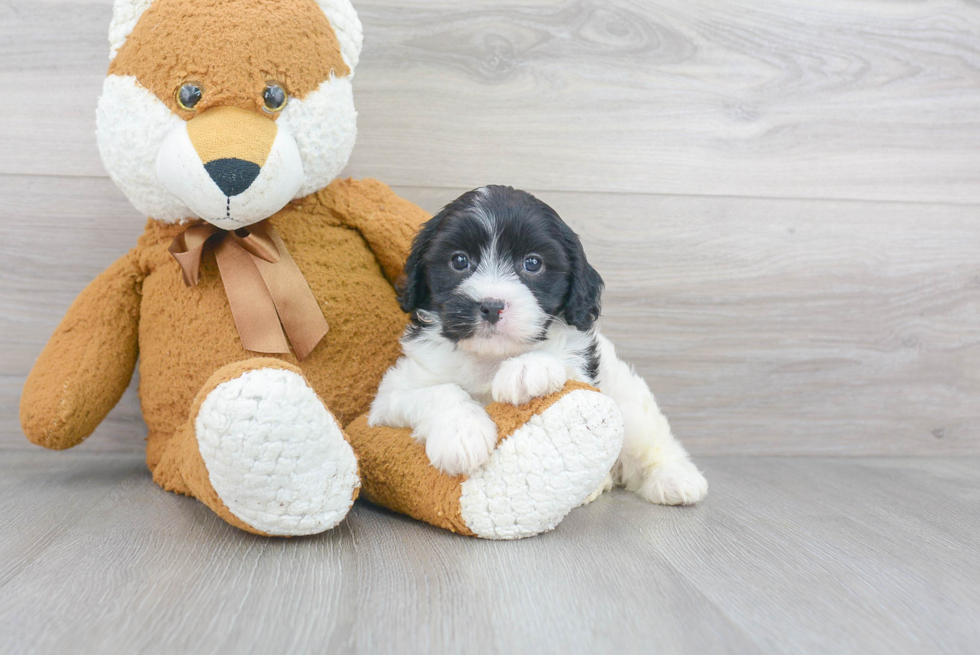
369;186;707;505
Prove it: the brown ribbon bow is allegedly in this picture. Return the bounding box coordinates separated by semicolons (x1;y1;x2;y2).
169;221;328;360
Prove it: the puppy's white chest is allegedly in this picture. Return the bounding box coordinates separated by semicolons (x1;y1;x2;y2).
457;358;504;405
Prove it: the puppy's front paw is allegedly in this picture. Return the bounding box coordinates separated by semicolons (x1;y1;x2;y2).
638;459;708;506
492;353;567;405
420;405;498;476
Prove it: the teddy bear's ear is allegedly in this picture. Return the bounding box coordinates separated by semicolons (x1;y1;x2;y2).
316;0;364;72
108;0;154;60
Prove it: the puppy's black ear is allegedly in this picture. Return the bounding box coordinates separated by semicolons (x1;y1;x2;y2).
562;228;604;332
397;214;442;313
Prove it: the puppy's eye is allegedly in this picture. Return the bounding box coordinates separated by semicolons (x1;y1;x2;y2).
523;255;543;273
451;253;470;271
176;82;203;111
263;82;288;113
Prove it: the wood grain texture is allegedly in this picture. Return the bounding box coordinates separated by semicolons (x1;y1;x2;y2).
0;451;977;655
2;0;980;201
5;178;979;455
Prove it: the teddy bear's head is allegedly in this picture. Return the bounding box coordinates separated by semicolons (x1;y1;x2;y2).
96;0;363;228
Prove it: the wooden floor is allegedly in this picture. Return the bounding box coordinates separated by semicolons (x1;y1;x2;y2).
0;451;977;655
2;0;980;653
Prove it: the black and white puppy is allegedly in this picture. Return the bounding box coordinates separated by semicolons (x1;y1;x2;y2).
369;186;707;505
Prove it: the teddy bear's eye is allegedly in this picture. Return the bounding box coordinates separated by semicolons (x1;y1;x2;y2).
263;82;288;113
176;82;203;111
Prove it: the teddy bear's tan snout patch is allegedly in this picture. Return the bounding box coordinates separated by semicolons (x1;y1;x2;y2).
187;107;278;197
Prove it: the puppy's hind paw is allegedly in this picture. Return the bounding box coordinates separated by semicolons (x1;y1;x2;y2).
420;406;498;476
638;460;708;506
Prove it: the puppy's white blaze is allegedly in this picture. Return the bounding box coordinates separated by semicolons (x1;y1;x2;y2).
458;250;548;354
97;75;191;222
155;121;305;229
468;194;497;234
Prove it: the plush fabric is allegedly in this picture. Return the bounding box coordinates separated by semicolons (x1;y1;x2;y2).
21;0;624;539
109;0;349;118
347;381;624;539
133;178;425;469
20;253;142;450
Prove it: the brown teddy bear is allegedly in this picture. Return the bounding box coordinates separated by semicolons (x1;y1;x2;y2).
19;0;624;539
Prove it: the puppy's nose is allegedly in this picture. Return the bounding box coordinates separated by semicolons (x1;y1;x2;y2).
480;299;506;324
204;158;261;197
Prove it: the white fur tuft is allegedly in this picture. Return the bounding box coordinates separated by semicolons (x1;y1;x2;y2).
97;75;192;222
316;0;364;72
277;76;358;199
108;0;154;60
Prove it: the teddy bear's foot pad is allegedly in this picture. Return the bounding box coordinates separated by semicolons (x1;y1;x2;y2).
459;389;624;540
195;367;359;536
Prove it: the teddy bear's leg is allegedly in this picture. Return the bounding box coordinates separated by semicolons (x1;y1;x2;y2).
346;381;624;540
152;358;359;536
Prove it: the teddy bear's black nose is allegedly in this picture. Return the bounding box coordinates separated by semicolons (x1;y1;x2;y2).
204;158;261;197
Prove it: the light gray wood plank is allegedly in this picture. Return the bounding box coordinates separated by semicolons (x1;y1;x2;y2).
0;450;756;655
2;0;980;202
609;457;980;655
1;452;978;654
0;451;146;586
5;176;977;455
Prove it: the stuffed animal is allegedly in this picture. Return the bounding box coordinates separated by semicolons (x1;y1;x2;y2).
19;0;624;539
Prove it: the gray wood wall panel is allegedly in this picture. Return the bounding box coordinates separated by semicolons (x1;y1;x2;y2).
2;0;979;202
4;180;979;455
2;0;979;456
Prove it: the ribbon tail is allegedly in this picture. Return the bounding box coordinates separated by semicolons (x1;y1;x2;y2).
214;238;291;355
251;228;329;361
169;224;219;287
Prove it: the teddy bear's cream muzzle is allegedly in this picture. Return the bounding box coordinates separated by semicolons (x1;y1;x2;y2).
155;106;305;229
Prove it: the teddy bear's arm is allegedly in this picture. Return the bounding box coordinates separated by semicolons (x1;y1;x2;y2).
20;250;143;450
323;178;430;285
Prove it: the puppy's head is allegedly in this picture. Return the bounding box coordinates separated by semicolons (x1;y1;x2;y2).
96;0;363;227
399;186;603;357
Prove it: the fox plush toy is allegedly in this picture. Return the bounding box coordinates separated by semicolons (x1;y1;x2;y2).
20;0;628;539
